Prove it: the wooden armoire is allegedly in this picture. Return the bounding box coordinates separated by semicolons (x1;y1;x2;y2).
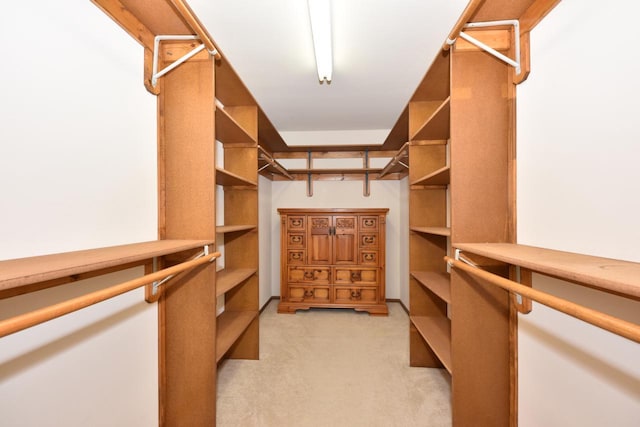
278;208;388;315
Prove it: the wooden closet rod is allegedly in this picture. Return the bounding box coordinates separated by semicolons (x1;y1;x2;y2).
0;252;220;339
443;0;484;50
169;0;222;59
445;256;640;343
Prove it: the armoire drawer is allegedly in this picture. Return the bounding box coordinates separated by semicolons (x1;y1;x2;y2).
333;267;378;285
287;250;306;265
359;216;379;231
287;232;306;248
287;215;306;231
334;286;377;304
360;233;379;248
288;285;330;303
359;250;378;265
287;266;331;284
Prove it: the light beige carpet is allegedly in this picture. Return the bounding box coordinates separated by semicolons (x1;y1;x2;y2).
217;301;451;427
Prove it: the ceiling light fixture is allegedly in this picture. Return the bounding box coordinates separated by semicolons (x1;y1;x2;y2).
308;0;333;84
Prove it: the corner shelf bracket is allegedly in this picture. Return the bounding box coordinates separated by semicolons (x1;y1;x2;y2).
449;20;521;75
151;35;218;87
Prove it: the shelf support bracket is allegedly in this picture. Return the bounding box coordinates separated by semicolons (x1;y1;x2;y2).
449;20;521;75
306;150;313;197
151;35;218;87
363;148;370;197
151;245;215;296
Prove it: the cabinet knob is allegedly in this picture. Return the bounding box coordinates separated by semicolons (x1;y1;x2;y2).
350;271;361;282
363;253;374;261
291;252;301;260
364;219;375;227
304;271;314;280
363;236;375;244
304;289;314;298
350;289;361;300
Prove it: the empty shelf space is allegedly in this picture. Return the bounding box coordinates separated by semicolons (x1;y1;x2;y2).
216;224;257;234
411;166;450;186
411;271;451;303
410;315;452;373
0;239;213;292
410;97;450;141
215;106;256;145
216;310;258;362
410;226;451;237
216;167;257;187
216;268;257;297
455;243;640;299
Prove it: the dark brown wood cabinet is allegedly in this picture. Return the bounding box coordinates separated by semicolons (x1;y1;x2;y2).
278;208;388;315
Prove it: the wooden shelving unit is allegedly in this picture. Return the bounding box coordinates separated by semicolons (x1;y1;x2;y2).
216;310;259;362
454;243;640;299
0;239;212;295
216;268;257;297
406;50;452;375
410;226;451;237
411;271;451;303
410;315;452;373
214;95;260;363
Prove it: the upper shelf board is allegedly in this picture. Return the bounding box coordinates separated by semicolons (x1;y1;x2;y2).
0;240;213;292
455;243;640;300
216;167;257;187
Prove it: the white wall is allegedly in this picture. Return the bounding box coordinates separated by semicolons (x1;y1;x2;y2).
270;179;405;301
516;1;640;425
0;1;157;425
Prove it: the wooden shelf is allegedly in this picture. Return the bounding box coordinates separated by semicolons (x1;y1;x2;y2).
0;239;213;293
455;243;640;299
411;165;450;186
216;268;256;297
410;97;450;141
411;271;451;303
216;167;257;187
215;224;257;234
287;168;383;175
216;310;258;362
410;226;451;237
410;315;452;373
215;106;257;145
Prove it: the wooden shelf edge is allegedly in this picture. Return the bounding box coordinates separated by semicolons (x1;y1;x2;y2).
216;268;257;297
216;167;257;187
410;226;451;237
215;106;257;145
0;239;213;292
216;310;259;362
286;168;384;175
410;97;451;141
410;315;452;373
411;271;451;303
454;243;640;300
215;224;257;234
411;165;450;186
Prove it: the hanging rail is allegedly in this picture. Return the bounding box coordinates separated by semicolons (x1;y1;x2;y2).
0;251;220;339
443;0;485;50
445;255;640;344
379;141;409;178
257;145;293;180
168;0;221;60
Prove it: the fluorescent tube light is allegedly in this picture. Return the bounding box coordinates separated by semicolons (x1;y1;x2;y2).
308;0;333;83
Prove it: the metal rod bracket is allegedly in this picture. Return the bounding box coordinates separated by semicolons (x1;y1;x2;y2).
453;20;521;75
151;35;215;87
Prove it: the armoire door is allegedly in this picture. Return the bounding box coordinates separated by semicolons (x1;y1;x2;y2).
333;215;358;264
308;215;332;265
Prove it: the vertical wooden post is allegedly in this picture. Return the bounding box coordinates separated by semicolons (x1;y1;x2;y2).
157;47;217;426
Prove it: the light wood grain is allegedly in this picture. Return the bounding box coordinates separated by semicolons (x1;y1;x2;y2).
411;97;451;141
0;240;212;291
216;224;257;234
410;226;451;237
455;243;640;300
0;252;220;339
447;256;640;344
216;106;257;145
216;268;257;297
216;310;259;362
410;316;452;373
411;166;450;187
411;271;451;303
216;167;257;187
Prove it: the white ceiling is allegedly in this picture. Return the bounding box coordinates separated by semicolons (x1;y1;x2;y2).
189;0;468;135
